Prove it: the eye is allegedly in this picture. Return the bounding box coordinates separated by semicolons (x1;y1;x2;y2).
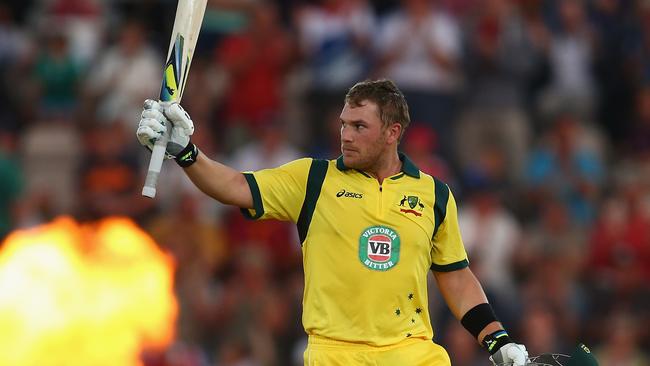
354;123;366;130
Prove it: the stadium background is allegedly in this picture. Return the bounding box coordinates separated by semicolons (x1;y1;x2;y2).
0;0;649;365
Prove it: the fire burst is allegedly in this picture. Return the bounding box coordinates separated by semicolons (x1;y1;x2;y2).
0;217;178;366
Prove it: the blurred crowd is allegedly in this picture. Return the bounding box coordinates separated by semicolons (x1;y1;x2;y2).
1;0;649;365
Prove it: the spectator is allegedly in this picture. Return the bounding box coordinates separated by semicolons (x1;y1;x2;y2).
518;303;566;356
455;0;544;182
42;0;105;66
28;31;82;118
147;192;228;360
76;122;152;221
374;0;462;153
229;120;301;173
538;0;597;119
457;180;521;307
0;4;31;67
83;19;160;127
624;85;650;159
590;0;639;143
401;124;454;183
630;1;650;84
294;0;375;148
595;311;649;366
215;1;294;139
525;112;605;225
443;321;483;366
518;198;587;282
0;131;23;242
520;259;584;351
213;246;289;365
0;4;33;131
295;0;374;89
587;170;650;296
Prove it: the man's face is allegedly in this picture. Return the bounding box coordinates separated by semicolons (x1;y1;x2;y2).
340;101;395;170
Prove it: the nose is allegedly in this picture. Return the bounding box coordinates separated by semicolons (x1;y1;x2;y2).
341;124;353;143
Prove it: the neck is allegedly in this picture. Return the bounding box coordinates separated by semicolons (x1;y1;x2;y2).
367;151;402;184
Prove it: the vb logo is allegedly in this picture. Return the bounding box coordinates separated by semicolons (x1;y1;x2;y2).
358;226;400;271
368;236;391;262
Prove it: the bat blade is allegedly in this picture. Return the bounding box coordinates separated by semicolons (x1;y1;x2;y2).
142;0;208;198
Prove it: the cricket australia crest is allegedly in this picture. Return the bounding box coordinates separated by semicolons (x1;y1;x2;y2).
399;195;425;217
359;226;400;271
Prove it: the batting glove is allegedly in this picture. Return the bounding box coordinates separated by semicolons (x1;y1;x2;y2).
136;99;194;158
490;343;529;366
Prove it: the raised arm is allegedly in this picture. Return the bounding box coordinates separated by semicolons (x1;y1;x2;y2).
136;100;253;208
183;153;252;207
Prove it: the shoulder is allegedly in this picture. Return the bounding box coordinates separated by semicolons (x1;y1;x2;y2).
276;157;314;171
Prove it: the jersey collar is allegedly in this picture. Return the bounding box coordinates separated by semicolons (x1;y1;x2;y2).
335;152;421;178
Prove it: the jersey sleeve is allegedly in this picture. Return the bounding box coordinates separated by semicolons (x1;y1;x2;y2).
430;182;469;272
240;158;311;223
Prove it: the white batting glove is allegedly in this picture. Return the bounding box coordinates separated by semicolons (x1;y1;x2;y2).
136;99;194;158
490;343;529;366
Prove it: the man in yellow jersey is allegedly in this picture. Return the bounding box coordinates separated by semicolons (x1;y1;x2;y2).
137;79;529;366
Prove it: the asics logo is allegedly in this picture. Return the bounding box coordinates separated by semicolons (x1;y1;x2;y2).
336;189;363;199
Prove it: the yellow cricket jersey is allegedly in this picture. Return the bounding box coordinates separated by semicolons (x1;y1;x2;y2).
241;153;469;347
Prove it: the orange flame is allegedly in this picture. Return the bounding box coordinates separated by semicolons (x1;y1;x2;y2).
0;217;178;366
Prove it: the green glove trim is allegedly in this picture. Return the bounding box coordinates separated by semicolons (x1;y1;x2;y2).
482;330;513;355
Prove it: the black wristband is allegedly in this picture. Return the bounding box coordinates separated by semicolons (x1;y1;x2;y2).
460;303;499;339
175;142;199;167
482;330;512;355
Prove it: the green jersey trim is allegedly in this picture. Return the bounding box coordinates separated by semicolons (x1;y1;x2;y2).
431;259;469;272
432;179;450;240
240;173;264;220
297;159;329;244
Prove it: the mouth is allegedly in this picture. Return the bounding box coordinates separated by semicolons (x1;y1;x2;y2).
341;146;357;154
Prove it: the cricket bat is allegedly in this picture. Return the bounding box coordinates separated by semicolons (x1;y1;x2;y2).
142;0;208;198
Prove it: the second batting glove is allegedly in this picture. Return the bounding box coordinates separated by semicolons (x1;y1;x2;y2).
489;342;529;366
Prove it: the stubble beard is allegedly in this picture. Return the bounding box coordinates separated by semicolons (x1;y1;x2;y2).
344;137;389;173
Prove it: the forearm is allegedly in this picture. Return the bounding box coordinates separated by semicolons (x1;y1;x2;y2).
183;152;253;208
434;268;502;341
436;268;529;364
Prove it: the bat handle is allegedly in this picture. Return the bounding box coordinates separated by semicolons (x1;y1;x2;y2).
142;120;172;198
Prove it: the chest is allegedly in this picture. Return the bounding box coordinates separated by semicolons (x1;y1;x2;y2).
312;176;436;254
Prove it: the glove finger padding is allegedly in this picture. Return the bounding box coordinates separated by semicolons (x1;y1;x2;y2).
141;108;167;125
136;124;158;147
164;103;194;136
139;117;166;134
143;99;163;111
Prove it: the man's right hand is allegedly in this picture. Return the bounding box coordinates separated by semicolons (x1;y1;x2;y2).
136;99;194;158
490;343;529;366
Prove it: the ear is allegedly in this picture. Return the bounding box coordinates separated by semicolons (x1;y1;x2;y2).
385;122;402;145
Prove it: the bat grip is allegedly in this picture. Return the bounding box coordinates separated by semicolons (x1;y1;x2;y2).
142;121;172;198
